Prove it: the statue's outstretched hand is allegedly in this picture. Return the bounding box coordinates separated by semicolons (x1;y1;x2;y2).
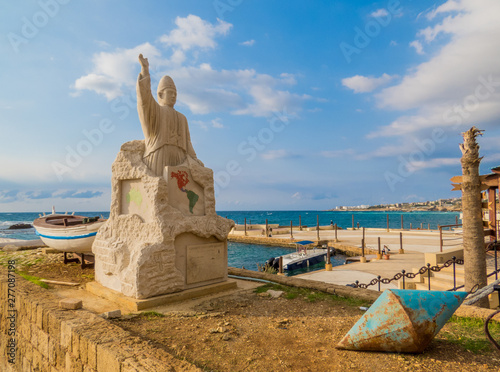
138;54;149;75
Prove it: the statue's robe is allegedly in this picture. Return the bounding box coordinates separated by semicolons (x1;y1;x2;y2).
137;74;197;176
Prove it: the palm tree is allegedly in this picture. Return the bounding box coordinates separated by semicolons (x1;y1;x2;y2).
460;127;488;308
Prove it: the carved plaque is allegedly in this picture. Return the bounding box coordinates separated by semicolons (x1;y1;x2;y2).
186;243;225;284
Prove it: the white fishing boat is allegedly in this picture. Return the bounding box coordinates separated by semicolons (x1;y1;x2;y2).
33;208;106;253
265;241;332;272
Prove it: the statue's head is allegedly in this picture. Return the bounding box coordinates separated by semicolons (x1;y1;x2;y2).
157;75;177;108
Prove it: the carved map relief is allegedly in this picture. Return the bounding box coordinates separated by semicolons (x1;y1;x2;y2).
120;179;151;221
164;166;205;216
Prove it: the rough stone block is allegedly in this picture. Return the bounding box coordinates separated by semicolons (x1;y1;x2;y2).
61;320;75;349
30;322;39;349
32;348;43;371
87;341;97;370
66;352;83;372
72;331;80;358
59;299;83;310
79;335;88;365
97;343;121;372
101;309;121;319
48;312;62;342
38;328;49;356
36;303;44;329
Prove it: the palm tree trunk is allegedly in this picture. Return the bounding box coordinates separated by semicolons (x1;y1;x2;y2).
460;127;488;308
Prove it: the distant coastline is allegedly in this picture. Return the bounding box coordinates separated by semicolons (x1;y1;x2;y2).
329;197;461;213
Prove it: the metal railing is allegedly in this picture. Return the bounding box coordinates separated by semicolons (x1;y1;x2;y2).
439;224;463;252
351;241;500;292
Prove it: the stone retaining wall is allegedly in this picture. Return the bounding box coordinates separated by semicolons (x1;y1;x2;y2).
0;271;200;372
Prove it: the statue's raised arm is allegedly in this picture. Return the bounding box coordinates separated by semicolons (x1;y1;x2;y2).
136;54;201;177
138;54;149;78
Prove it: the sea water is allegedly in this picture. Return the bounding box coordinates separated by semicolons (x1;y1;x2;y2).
0;210;459;273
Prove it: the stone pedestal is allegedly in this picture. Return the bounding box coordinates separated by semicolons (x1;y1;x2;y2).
92;140;234;299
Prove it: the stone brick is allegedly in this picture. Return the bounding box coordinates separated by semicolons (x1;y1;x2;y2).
48;336;65;368
66;352;83;372
48;336;57;366
22;356;32;372
87;341;97;370
79;335;88;365
32;348;43;371
101;309;121;319
36;303;44;329
48;312;62;342
59;299;83;310
60;320;73;349
31;301;38;324
72;331;80;358
96;343;121;372
83;365;97;372
37;328;49;356
30;322;39;349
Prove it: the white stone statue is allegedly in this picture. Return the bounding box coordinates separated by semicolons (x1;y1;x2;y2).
137;54;201;176
92;54;234;300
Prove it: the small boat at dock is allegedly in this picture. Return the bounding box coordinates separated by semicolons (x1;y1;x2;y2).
33;208;106;253
266;241;334;272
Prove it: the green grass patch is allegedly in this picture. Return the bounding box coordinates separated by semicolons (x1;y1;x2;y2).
140;311;165;319
254;283;371;307
439;315;500;353
16;271;49;289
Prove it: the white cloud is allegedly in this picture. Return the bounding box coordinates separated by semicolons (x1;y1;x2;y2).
371;9;389;18
72;43;160;100
342;73;396;93
261;149;289;160
73;15;310;117
240;40;255;46
409;40;424;55
371;0;500;140
159;15;232;51
211;118;224;128
403;158;460;172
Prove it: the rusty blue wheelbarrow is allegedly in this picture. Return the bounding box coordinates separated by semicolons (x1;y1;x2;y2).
337;289;467;353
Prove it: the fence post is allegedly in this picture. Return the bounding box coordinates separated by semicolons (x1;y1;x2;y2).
335;223;338;242
326;247;332;271
266;219;269;237
387;214;389;232
278;256;284;276
399;232;404;254
244;218;247;236
317;215;320;241
452;256;457;290
360;238;367;263
439;226;443;252
290;220;293;240
352;214;354;229
401;215;404;230
402;270;406;290
495;243;498;281
299;215;302;231
378;275;381;291
377;237;382;260
427;263;431;290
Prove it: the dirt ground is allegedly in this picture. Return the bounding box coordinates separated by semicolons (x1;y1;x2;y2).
2;248;500;371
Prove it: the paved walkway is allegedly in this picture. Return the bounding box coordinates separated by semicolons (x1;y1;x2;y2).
233;227;460;291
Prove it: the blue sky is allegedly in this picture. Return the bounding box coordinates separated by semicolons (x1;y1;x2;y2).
1;0;499;212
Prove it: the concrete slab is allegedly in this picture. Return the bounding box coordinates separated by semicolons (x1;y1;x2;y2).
86;280;238;312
